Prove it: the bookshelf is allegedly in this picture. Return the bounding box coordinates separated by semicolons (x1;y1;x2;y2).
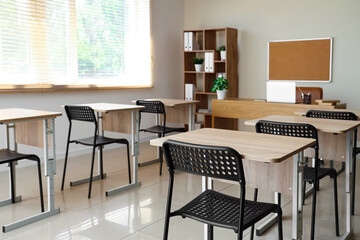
183;27;238;128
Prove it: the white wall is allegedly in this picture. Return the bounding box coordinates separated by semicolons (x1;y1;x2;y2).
184;0;360;108
0;0;184;160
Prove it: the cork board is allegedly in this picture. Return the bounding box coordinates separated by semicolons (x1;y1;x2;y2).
268;38;332;82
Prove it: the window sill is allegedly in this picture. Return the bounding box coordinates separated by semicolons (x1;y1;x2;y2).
0;84;153;94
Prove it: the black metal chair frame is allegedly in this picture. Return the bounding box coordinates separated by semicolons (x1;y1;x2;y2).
0;149;44;212
136;100;186;175
61;105;131;199
255;120;339;239
306;109;358;216
162;140;283;240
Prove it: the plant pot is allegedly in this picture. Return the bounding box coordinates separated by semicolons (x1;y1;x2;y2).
194;64;202;72
216;89;227;100
220;51;226;61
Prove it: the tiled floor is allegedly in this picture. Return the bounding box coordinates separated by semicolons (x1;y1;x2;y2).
1;142;360;239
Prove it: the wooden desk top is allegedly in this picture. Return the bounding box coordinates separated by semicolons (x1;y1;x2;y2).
295;108;360;118
132;98;199;107
150;128;315;163
0;108;62;124
244;115;360;134
64;103;144;113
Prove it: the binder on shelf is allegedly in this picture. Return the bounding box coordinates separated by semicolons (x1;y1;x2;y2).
184;32;189;51
185;84;195;100
188;32;194;51
209;52;214;72
205;52;214;72
204;52;209;72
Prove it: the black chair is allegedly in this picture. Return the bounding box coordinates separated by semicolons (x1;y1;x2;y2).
136;100;186;175
61;105;131;199
0;149;44;212
306;109;358;215
162;140;283;240
254;120;339;239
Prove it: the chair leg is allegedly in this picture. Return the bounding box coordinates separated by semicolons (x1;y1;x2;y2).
352;158;356;216
88;146;97;199
208;225;213;240
100;146;104;179
250;188;258;240
126;142;131;184
61;141;71;191
310;181;318;240
36;161;45;212
334;176;340;236
163;175;174;240
159;147;163;176
278;211;283;240
9;162;15;204
302;182;306;205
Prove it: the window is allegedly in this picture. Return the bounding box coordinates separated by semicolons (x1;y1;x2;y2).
0;0;151;89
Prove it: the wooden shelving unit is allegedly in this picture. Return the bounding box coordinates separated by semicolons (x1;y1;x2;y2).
183;27;238;128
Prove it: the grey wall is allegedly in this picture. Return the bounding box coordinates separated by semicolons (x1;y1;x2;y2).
184;0;360;108
0;0;184;161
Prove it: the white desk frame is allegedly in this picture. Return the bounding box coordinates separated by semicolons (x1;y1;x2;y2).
150;128;313;240
66;103;143;195
0;109;60;232
245;115;358;240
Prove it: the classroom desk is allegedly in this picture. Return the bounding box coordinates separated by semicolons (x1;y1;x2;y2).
132;98;198;130
0;108;61;232
245;115;360;240
150;128;316;240
211;98;347;128
65;103;144;196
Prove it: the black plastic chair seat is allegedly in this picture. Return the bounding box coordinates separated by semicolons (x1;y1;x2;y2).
303;166;337;184
140;125;186;135
173;190;281;232
73;136;129;147
0;149;40;164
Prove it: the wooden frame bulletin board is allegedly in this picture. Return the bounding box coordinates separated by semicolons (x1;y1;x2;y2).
267;38;333;82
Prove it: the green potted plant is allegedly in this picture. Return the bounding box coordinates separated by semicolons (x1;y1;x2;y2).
218;45;226;61
211;76;229;100
193;57;204;72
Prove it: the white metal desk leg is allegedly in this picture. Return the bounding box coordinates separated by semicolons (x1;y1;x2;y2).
339;131;354;240
292;151;304;240
189;103;195;131
132;110;140;184
2;119;60;232
44;118;59;211
202;177;213;240
105;110;141;196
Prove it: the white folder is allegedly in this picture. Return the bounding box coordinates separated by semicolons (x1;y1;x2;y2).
184;32;189;51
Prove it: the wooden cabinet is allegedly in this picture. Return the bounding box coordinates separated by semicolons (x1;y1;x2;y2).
183;28;238;128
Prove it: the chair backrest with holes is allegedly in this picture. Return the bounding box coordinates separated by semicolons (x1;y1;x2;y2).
162;140;245;184
65;105;97;123
306;110;358;121
256;120;319;149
